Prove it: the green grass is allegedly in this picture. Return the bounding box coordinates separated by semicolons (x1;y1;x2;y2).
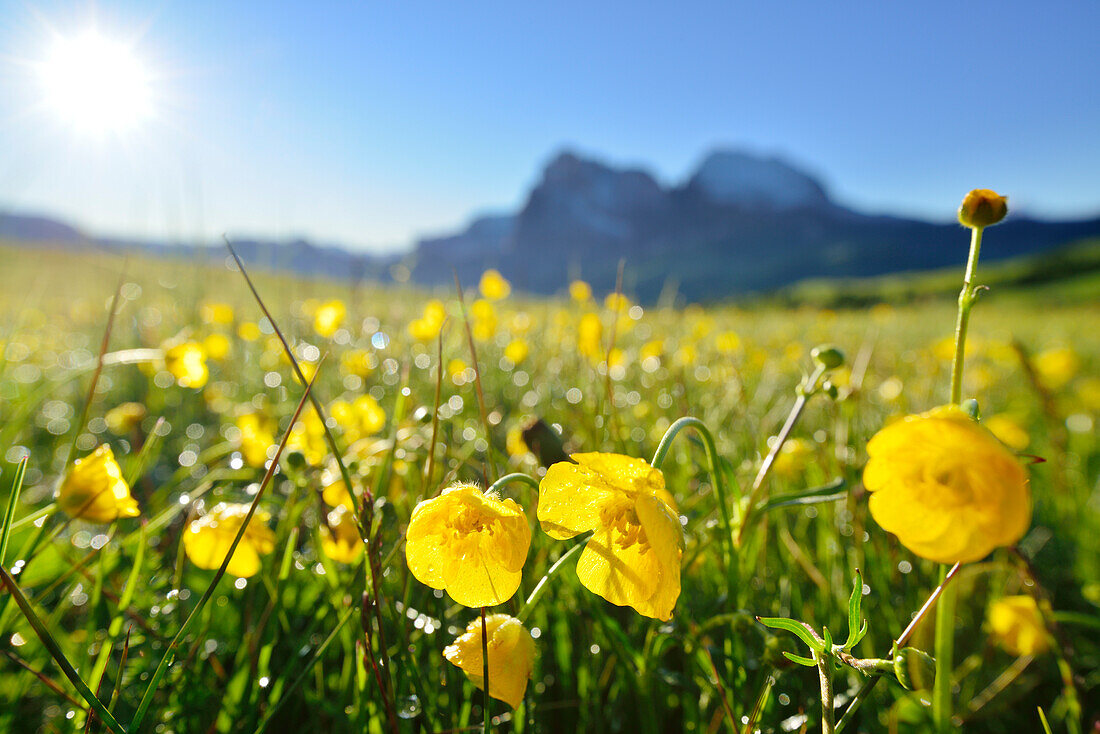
0;240;1097;733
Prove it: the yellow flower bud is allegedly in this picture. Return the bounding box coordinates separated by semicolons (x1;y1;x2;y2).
58;445;140;523
443;614;535;709
988;595;1049;656
958;189;1008;228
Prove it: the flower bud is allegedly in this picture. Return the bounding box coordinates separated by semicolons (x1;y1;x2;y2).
958;189;1007;228
811;345;845;371
893;647;936;691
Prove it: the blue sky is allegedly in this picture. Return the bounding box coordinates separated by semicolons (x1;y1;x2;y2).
1;0;1098;252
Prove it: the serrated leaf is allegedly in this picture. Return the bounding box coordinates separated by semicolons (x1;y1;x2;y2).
758;617;825;653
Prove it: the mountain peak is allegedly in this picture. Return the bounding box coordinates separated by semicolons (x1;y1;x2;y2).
685;149;830;209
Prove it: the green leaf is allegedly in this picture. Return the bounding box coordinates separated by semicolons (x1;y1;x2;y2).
0;456;28;565
759;478;847;512
757;617;825;653
845;570;867;650
783;651;818;667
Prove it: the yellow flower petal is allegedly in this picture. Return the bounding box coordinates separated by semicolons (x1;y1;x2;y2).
443;614;535;709
58;445;140;523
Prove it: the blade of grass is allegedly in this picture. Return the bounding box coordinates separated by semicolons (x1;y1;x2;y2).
452;271;497;483
0;455;29;564
0;564;124;733
127;363;319;733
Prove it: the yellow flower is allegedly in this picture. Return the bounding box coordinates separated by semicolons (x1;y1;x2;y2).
538;453;683;621
443;614;535;709
479;269;512;301
408;299;448;342
58;445;140;522
322;467;357;512
771;438;814;480
715;331;741;354
164;341;209;388
569;279;592;303
203;332;232;362
183;502;276;578
330;395;386;443
506;426;530;458
958;189;1008;228
321;506;363;564
287;407;328;466
340;348;373;378
984;414;1030;452
200;301;235;326
577;312;603;361
405;484;531;607
1034;347;1079;390
238;321;262;341
235;413;275;468
988;595;1049;656
104;402;146;435
313;299;346;338
863;405;1030;564
504;338;529;365
471;299;498;341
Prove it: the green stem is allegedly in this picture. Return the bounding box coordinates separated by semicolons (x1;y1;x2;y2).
485;472;541;497
737;364;825;547
949;225;984;405
481;607;491;734
817;652;835;734
933;566;957;732
516;540;586;624
650;417;738;596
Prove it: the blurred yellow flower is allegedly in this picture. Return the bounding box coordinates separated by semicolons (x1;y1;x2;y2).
771;438;814;480
504;338;529;365
1034;347;1080;390
203;332;232;362
321;505;363;564
448;358;469;379
104;402;146;435
538;453;683;621
340;348;373;378
988;595;1049;656
322;467;357;512
479;269;512;301
287;407;328;466
313;299;346;338
238;321;262;341
200;301;235;326
236;413;275;468
715;331;741;354
331;395;386;443
443;614;535;709
165;341;209;388
864;405;1030;564
405;484;531;607
58;445;140;522
984;414;1030;452
471;298;498;341
183;502;276;578
577;312;603;361
408;300;447;342
506;426;530;458
569;279;592;303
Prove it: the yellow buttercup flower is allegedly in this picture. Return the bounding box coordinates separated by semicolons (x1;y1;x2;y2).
443;614;535;709
321;466;357;512
330;395;386;443
238;321;262;341
235;413;275;468
863;405;1030;564
504;338;529;365
183;502;276;578
164;341;209;388
577;312;603;361
569;279;592;303
958;189;1008;228
988;595;1049;656
1034;347;1079;390
408;300;447;342
479;269;512;301
340;348;373;378
538;453;684;621
287;407;328;466
104;402;146;435
203;332;232;362
321;506;363;564
471;299;498;341
200;301;235;326
405;484;531;607
313;299;346;338
58;445;140;522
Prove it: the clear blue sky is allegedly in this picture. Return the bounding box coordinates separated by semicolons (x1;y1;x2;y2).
2;0;1098;252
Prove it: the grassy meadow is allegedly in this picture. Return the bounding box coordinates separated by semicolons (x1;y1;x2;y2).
0;239;1097;733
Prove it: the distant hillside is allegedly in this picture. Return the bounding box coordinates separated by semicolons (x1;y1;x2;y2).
5;146;1100;302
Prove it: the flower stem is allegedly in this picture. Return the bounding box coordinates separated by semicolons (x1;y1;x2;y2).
481;606;491;734
817;652;835;734
650;417;738;595
933;565;956;732
517;540;586;624
949;225;984;406
485;472;541;497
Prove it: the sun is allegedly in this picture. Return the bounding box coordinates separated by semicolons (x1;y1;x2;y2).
37;30;153;136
